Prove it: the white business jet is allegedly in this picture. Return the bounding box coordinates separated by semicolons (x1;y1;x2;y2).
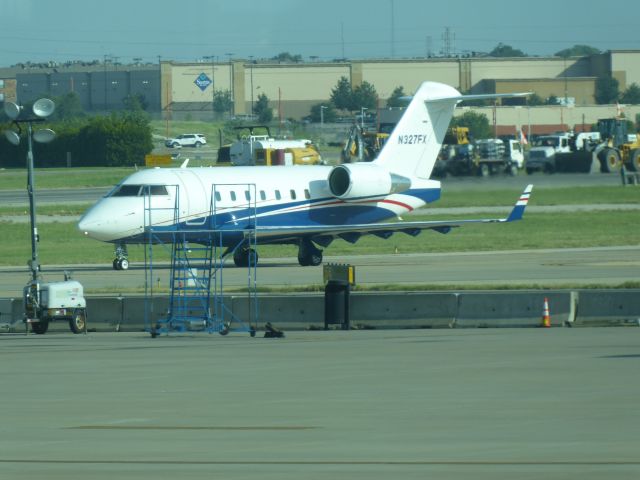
78;81;532;270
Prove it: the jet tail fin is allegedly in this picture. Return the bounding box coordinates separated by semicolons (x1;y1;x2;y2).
373;82;531;180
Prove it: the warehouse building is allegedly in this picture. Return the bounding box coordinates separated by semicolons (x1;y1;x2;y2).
1;50;639;128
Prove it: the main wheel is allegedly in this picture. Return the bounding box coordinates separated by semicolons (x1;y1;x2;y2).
31;320;49;334
298;250;323;266
233;248;258;267
118;258;129;270
69;309;87;334
598;148;620;173
113;259;119;270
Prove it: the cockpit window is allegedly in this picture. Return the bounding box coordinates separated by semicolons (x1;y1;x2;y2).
109;184;168;197
111;185;142;197
146;185;168;196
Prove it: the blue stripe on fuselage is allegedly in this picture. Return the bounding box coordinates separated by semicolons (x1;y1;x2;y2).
135;187;440;245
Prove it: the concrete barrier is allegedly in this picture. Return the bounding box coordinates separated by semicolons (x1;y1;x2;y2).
231;294;323;330
574;290;640;326
0;298;15;330
121;296;170;332
2;289;639;334
454;291;573;328
350;292;457;329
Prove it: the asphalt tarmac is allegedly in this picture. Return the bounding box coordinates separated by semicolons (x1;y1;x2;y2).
1;328;638;479
0;246;637;297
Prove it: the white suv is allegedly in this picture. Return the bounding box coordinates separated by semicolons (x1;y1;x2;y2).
165;133;207;148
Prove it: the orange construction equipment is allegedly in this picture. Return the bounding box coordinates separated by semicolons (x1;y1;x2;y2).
541;297;551;328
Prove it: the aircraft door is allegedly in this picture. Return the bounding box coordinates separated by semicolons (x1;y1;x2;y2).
175;170;208;225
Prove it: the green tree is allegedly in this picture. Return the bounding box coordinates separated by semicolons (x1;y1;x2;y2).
546;95;559;105
308;103;337;123
213;89;233;114
330;76;353;111
620;83;640;104
386;86;408;107
352;81;378;111
123;93;148;112
51;92;84;121
527;93;544;106
595;76;620;104
554;45;600;57
489;43;527;57
271;52;303;63
450;111;492;139
254;92;273;123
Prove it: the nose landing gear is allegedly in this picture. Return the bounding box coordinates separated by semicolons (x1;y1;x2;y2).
112;244;129;270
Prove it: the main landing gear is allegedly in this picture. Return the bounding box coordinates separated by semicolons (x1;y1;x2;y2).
298;239;323;266
112;244;129;270
233;246;259;267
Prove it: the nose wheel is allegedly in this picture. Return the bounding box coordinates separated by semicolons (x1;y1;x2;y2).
113;244;129;270
112;258;129;270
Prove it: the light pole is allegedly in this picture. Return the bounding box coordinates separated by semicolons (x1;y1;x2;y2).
360;107;368;129
249;55;254;116
4;98;56;281
320;105;327;126
225;53;234;115
204;55;215;117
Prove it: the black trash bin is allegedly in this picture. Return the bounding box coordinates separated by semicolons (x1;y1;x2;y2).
324;280;350;330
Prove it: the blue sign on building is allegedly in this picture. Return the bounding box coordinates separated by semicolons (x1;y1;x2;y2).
194;72;212;91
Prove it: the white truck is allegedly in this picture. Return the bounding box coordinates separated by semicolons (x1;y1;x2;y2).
24;280;87;334
228;126;322;166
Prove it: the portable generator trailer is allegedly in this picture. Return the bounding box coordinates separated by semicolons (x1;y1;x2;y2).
23;279;87;334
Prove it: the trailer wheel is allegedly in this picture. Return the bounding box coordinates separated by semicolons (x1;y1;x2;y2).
598;148;620;173
69;309;87;334
479;164;490;177
628;149;640;172
31;320;49;334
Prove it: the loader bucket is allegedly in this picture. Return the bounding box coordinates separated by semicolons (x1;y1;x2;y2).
555;151;596;173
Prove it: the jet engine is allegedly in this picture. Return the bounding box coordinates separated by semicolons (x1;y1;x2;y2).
327;164;411;200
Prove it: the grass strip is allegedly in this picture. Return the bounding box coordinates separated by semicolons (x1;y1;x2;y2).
0;210;638;267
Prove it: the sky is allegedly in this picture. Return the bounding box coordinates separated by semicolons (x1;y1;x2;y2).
0;0;638;66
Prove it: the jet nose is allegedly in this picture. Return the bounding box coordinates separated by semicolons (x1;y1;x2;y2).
78;210;111;241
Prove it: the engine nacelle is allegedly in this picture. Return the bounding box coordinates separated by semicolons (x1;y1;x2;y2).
328;164;411;200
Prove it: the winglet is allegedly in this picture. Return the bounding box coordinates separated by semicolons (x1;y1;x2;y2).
505;184;533;222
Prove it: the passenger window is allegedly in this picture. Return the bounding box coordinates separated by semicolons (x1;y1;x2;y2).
290;189;297;200
304;189;310;199
260;190;266;201
275;190;281;200
245;190;251;201
214;192;222;202
230;191;237;201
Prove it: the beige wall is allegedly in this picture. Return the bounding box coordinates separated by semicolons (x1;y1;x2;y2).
611;51;640;88
360;60;459;98
495;78;597;105
164;51;640;119
470;58;590;90
168;62;232;103
0;78;16;102
461;104;640;133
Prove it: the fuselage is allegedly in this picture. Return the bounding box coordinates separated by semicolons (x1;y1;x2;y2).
77;165;441;246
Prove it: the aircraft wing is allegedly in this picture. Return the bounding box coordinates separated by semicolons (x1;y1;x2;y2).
251;184;533;244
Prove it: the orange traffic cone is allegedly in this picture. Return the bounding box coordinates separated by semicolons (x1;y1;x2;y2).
541;297;551;328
